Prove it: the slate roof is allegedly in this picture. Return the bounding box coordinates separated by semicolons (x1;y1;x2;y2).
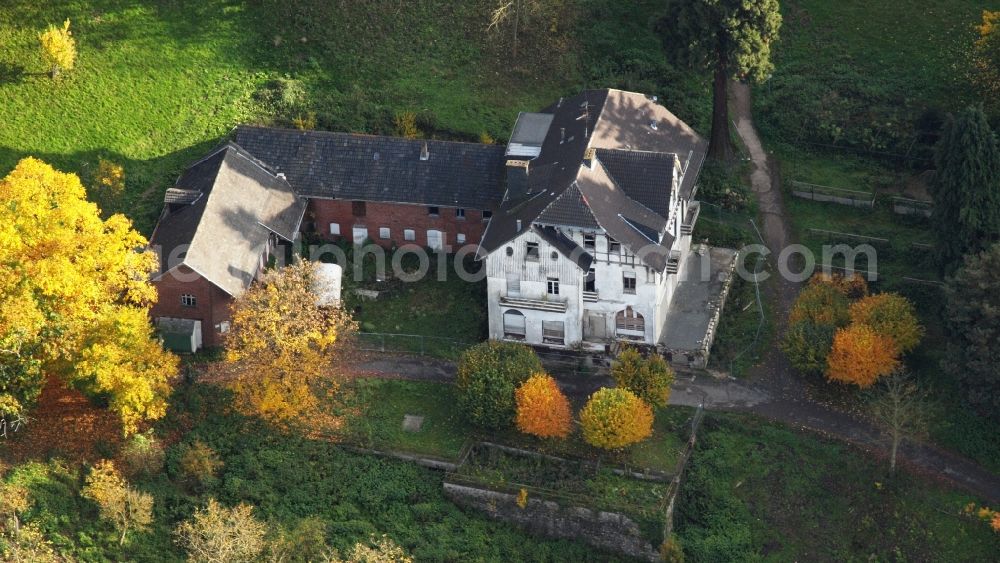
534;225;594;271
478;89;707;272
150;142;307;296
233;126;506;210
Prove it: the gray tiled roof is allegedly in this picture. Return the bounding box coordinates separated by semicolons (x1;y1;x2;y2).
536;183;600;229
234;126;506;210
596;149;676;217
479;89;707;272
150;142;307;296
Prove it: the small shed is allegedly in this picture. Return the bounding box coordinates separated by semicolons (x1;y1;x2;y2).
156;317;203;354
313;263;343;308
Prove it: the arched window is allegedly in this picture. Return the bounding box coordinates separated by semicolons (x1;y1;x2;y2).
615;307;645;339
503;309;526;340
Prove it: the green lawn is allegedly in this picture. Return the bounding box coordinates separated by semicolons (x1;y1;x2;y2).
757;0;997;155
332;377;690;474
677;413;1000;561
0;0;705;235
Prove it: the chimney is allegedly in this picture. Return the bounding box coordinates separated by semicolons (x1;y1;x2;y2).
516;219;522;231
420;142;429;161
583;148;596;170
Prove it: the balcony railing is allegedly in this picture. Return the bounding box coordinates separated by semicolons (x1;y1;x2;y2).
500;295;568;313
666;250;682;274
681;201;700;236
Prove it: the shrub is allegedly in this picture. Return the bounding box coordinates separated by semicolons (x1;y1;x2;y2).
611;347;674;407
92;158;125;214
514;373;572;439
781;321;836;375
334;534;413;562
579;388;654;450
826;325;900;388
174;498;267;563
39;19;76;77
393;111;420;138
177;440;223;489
456;341;542;429
789;278;852;327
849;293;924;353
81;460;154;545
120;432;165;478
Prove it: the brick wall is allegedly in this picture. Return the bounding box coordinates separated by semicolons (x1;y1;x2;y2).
308;198;489;249
151;265;233;348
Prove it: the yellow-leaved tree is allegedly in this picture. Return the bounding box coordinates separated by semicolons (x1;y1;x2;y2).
39;19;77;78
226;261;355;422
0;158;176;434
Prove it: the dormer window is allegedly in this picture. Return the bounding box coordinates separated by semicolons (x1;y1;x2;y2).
608;237;621;254
526;242;540;261
584;234;595;251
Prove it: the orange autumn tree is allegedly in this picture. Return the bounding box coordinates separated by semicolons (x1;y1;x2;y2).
849;293;924;353
514;373;572;439
826;324;900;388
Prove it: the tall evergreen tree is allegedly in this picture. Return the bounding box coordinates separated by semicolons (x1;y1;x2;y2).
659;0;781;161
943;243;1000;417
931;106;1000;271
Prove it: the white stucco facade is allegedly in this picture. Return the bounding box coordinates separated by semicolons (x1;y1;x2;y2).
485;195;699;350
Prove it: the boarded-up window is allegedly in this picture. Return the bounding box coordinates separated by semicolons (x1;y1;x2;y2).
506;274;521;296
503;309;526;339
329;223;341;236
542;321;565;345
615;307;644;339
352;201;367;217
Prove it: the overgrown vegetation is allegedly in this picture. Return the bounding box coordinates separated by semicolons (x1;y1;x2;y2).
0;385;626;561
676;413;999;561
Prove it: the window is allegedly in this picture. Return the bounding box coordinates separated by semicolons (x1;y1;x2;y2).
623;271;636;294
503;309;526;339
329;222;341;236
526;242;540;261
583;233;596;251
379;227;391;239
506;274;521;296
506;246;514;257
351;226;369;244
428;206;439;216
584;268;596;292
181;294;197;308
608;236;621;254
457;233;466;244
404;229;416;241
482;210;493;220
542;321;565;345
456;208;466;219
547;277;560;295
352;201;366;217
216;321;230;334
550;251;559;261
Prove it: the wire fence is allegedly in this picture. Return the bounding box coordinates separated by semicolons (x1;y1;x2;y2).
789;180;876;208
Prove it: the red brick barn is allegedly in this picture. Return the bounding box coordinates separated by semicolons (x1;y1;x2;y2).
149;143;306;350
233;126;505;250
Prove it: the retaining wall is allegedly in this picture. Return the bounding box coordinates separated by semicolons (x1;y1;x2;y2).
443;482;660;561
